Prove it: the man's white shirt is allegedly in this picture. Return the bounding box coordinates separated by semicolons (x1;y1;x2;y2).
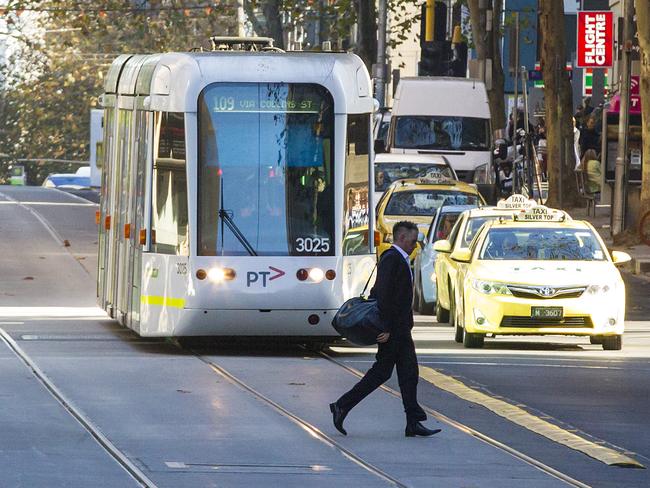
391;244;413;282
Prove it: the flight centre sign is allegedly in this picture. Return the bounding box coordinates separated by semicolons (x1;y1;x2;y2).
577;11;613;68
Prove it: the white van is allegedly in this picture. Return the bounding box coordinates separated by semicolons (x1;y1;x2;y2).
387;77;495;202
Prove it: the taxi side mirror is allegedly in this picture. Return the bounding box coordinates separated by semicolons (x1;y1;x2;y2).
611;250;632;265
450;249;472;263
433;240;452;253
417;231;426;242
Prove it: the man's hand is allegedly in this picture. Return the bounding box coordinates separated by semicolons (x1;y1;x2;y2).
377;332;390;343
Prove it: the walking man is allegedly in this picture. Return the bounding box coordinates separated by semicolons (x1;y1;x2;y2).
330;221;441;437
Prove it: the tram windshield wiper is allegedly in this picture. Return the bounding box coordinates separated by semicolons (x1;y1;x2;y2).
218;209;258;256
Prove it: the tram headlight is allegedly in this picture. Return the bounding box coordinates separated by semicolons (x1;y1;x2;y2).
207;267;236;283
308;267;325;283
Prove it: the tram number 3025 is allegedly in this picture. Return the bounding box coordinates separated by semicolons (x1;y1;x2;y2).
295;237;330;253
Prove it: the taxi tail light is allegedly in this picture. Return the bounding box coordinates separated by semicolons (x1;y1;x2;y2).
104;215;111;230
374;231;381;247
139;229;147;246
124;223;131;239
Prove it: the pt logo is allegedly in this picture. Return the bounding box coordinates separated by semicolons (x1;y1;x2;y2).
247;266;285;287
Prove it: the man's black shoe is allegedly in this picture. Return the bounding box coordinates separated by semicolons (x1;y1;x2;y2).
329;402;348;436
405;421;441;437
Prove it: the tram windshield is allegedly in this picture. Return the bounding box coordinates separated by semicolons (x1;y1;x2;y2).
198;83;335;256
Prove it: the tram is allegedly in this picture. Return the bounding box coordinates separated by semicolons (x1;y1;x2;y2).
97;38;376;338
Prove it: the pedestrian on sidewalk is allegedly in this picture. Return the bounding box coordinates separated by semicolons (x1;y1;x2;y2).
330;221;441;438
579;149;602;197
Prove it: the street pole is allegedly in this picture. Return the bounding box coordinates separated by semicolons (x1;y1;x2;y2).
374;0;388;108
612;0;634;235
510;13;519;191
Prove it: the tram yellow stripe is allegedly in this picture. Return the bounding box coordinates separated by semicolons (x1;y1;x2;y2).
419;366;644;468
140;295;185;309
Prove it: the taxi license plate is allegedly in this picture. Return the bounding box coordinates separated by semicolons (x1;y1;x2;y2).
531;307;563;319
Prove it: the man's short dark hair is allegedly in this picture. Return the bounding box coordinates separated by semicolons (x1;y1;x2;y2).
393;221;418;240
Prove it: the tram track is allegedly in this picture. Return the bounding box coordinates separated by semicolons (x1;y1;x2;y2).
182;340;591;488
184;344;408;488
0;328;157;488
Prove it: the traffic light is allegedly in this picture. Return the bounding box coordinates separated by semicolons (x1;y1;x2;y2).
419;2;467;77
419;41;450;76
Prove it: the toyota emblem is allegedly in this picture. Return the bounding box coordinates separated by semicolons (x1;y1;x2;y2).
539;286;555;297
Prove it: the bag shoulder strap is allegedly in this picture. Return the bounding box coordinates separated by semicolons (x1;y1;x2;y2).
360;262;378;298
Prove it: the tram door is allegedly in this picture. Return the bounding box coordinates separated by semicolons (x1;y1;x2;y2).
125;110;151;330
97;108;115;310
115;109;135;323
104;108;122;316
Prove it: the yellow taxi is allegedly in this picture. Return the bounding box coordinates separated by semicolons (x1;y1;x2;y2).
375;176;485;258
434;194;547;324
436;205;631;350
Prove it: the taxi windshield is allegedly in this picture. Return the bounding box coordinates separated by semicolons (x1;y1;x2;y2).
374;163;453;192
479;227;606;261
385;190;480;216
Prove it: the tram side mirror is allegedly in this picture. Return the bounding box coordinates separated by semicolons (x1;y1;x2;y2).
611;250;631;265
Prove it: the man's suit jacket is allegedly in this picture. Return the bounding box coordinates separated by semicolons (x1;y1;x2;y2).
370;246;414;335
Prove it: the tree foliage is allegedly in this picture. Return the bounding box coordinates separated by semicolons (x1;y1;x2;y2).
0;1;238;184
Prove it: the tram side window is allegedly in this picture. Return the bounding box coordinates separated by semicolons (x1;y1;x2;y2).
343;113;371;255
152;112;189;255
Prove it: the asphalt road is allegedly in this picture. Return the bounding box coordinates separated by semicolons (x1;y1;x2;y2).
1;185;649;488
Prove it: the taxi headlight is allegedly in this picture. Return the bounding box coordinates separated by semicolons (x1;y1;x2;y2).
586;283;615;295
471;279;512;295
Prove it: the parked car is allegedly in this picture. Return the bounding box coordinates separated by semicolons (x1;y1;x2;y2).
42;173;91;190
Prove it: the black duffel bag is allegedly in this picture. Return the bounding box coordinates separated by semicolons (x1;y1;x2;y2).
331;265;387;346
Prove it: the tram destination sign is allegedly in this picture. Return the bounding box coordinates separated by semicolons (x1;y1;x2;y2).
211;94;321;113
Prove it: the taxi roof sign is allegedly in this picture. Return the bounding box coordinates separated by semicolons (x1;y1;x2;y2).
513;205;566;222
416;175;454;185
496;194;537;210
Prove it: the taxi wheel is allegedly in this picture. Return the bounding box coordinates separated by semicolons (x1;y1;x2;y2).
450;293;463;343
413;281;422;313
435;300;450;324
589;336;603;345
415;274;434;315
601;335;622;351
463;332;485;348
